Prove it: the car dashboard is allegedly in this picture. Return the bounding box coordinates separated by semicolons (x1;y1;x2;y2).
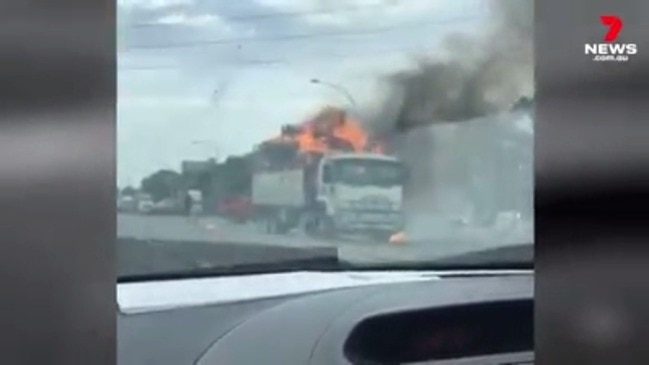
118;272;533;365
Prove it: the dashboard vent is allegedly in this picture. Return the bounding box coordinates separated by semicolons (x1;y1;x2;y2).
344;300;533;364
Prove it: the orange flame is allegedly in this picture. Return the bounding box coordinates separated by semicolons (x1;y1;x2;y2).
389;231;407;244
267;106;385;155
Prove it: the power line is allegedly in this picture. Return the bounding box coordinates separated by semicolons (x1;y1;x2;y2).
130;0;440;28
123;14;481;51
119;59;279;71
118;44;441;71
119;23;487;71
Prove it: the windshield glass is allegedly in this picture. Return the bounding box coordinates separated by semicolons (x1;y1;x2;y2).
333;159;405;187
117;0;533;279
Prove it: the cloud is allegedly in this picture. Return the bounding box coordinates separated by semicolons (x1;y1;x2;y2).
118;0;194;11
151;12;243;37
116;0;490;185
156;13;218;26
117;1;257;51
118;95;210;108
253;0;453;28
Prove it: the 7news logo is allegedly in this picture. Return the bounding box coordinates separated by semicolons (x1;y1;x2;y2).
585;15;637;62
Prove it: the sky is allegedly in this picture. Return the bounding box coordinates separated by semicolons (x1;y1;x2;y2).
116;0;491;187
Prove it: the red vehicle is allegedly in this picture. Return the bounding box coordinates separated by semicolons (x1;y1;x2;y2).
217;196;252;223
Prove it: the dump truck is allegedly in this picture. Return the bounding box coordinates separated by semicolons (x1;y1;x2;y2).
251;106;408;241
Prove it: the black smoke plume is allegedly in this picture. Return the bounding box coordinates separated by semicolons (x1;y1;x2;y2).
363;0;534;239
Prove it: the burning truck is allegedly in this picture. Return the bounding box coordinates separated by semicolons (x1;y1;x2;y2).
251;106;408;241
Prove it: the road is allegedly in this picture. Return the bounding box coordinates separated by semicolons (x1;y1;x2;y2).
117;213;532;271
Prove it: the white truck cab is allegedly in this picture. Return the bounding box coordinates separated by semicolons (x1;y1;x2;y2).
312;152;407;239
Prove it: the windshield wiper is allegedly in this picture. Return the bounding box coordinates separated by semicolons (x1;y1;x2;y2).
347;244;533;272
117;237;350;283
118;256;353;283
422;244;533;270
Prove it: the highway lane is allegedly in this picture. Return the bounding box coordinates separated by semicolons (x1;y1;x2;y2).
117;213;533;270
117;213;415;266
118;213;333;248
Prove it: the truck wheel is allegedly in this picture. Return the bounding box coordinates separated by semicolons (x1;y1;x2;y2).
302;214;317;237
261;215;274;234
319;216;337;240
253;216;264;233
269;217;281;234
274;220;288;235
279;226;288;234
265;215;287;235
371;230;393;243
275;209;290;235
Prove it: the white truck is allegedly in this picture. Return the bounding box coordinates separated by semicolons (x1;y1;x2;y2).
252;151;407;240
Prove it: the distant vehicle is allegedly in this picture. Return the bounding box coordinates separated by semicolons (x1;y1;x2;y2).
217;196;252;223
117;195;137;213
150;197;179;215
137;194;154;214
187;190;202;203
186;190;203;216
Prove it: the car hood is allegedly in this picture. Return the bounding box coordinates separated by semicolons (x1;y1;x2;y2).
117;269;530;314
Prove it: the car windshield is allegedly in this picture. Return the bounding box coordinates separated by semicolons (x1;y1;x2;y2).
333;159;405;187
117;0;533;280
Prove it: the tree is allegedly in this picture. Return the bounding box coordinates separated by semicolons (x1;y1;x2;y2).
121;186;137;196
140;170;182;202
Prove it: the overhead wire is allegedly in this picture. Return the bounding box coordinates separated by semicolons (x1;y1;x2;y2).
122;13;483;51
118;43;442;71
119;12;484;71
130;0;418;27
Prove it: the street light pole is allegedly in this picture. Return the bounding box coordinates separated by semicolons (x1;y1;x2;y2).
189;140;221;215
310;78;357;108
